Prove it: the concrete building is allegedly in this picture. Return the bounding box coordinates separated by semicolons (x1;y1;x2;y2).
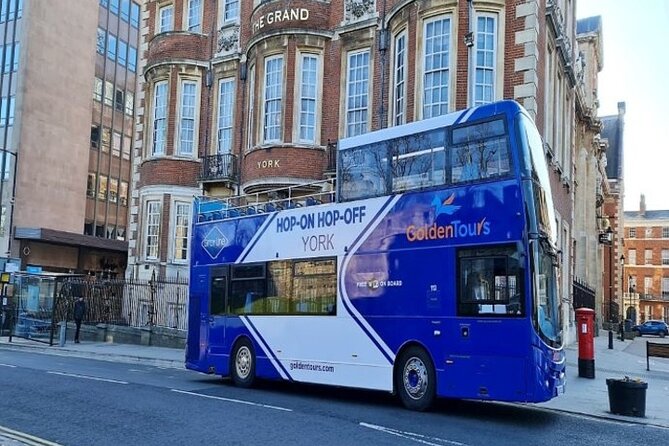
0;0;140;275
599;102;626;326
572;16;607;327
623;195;669;324
130;0;583;340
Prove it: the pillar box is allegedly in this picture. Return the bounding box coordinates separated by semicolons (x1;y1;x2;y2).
576;307;596;379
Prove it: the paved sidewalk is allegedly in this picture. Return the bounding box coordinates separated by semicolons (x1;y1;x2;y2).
538;331;669;428
2;332;669;430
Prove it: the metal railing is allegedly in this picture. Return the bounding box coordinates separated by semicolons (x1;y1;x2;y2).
573;278;596;310
200;153;239;183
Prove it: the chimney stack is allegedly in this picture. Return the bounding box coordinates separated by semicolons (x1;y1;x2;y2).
640;194;646;216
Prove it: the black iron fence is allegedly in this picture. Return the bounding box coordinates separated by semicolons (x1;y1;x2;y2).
200;153;238;182
573;278;596;310
57;276;189;331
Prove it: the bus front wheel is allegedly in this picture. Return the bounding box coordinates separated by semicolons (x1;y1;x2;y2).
396;346;436;411
231;338;256;388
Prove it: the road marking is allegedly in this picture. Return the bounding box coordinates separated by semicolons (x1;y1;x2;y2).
359;422;468;446
171;389;292;412
0;363;17;368
46;371;128;384
0;425;62;446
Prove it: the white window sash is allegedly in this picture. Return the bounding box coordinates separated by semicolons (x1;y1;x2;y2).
423;16;450;119
145;201;161;260
224;0;239;22
179;81;197;155
159;5;173;33
152;82;167;155
187;0;201;32
393;32;407;126
345;50;370;138
473;14;497;106
173;202;191;262
263;56;283;143
217;78;235;153
298;54;319;143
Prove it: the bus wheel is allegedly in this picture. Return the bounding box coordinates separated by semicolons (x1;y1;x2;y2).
231;338;255;388
396;346;435;411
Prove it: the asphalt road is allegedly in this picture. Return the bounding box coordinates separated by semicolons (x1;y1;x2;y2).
0;349;667;446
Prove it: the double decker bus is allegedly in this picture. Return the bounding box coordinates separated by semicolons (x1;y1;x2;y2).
186;100;564;410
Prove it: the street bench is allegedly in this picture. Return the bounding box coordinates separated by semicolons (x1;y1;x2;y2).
646;341;669;370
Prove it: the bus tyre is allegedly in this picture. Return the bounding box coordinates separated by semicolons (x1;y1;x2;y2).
231;338;256;388
396;347;436;411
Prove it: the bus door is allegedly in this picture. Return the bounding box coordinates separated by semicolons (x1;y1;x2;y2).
208;266;229;357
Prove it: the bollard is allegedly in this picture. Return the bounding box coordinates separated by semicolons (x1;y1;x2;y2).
59;321;66;347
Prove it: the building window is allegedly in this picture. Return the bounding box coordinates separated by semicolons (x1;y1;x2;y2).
159;4;173;33
128;46;137;72
2;42;18;73
247;64;255;150
90;125;100;149
224;0;238;23
298;54;319;143
130;2;140;28
0;96;15;127
104;81;114;106
663;278;669;299
107;34;117;61
0;206;5;236
98;175;108;200
645;249;653;265
120;0;130;21
109;178;119;203
178;81;197;156
628;249;636;266
145;200;161;260
120;181;128;206
663;250;669;266
94;78;103;101
263;56;284;143
393;32;407;126
644;277;652;296
152;81;168;156
125;91;134;115
217;78;235;154
187;0;201;33
115;89;125;112
1;0;23;22
423;15;451;119
345;49;370;138
123;135;131;160
663;227;669;238
473;14;496;106
96;28;106;54
86;173;96;198
1;152;11;181
112;131;122;157
118;40;127;67
629;227;636;238
110;0;119;15
645;227;653;238
173;202;190;262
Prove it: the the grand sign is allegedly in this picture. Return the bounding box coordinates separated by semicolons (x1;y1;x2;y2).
252;8;310;33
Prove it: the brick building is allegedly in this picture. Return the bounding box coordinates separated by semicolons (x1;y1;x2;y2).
0;0;140;276
623;195;669;324
129;0;582;340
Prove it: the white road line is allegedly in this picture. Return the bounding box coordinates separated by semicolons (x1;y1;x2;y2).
359;422;468;446
0;363;17;368
46;371;128;384
0;425;63;446
171;389;293;412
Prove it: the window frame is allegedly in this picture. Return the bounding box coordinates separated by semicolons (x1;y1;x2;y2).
158;4;173;33
344;48;370;138
144;200;162;260
172;200;191;263
296;52;320;144
177;79;198;157
216;77;235;154
392;30;407;126
223;0;239;24
186;0;202;33
422;14;451;119
262;55;284;144
472;12;497;106
151;81;168;156
107;33;117;61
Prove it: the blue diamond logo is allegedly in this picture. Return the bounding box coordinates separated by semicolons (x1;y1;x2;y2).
202;226;228;259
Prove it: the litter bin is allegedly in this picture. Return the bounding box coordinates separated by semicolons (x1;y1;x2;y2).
606;377;647;417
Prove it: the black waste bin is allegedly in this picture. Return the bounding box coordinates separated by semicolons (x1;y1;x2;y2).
606;378;647;417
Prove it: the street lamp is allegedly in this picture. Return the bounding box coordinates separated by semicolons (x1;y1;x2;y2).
619;254;625;341
605;226;614;350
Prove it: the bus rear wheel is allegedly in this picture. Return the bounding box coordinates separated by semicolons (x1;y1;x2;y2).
396;346;435;411
231;338;255;388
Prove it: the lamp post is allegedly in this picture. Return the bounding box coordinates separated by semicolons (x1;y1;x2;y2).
619;254;625;341
605;227;614;350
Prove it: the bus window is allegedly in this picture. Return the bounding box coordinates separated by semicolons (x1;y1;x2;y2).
229;264;266;315
450;118;510;184
390;130;446;192
457;245;524;317
210;275;227;316
339;144;389;201
293;258;336;315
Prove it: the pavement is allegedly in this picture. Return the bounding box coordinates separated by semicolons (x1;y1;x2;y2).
1;331;668;444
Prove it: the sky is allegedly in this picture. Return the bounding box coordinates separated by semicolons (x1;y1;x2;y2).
577;0;669;211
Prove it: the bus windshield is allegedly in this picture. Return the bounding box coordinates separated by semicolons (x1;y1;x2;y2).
535;239;562;346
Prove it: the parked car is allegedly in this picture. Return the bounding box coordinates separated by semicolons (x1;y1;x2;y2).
632;320;669;338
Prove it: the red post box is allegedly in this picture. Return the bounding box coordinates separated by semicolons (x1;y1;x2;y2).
576;307;595;379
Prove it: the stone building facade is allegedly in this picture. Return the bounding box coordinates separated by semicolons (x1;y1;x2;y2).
129;0;584;342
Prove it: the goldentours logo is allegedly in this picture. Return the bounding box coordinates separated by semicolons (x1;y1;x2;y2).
406;194;490;242
202;226;228;259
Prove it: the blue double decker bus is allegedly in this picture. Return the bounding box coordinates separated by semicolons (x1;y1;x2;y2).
186;100;565;410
